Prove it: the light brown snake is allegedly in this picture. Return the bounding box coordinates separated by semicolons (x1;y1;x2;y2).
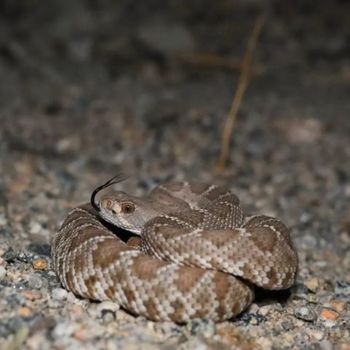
52;176;298;322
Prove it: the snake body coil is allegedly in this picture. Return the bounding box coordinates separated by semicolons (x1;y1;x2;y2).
52;181;298;322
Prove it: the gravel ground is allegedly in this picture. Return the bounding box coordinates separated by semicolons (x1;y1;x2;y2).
0;1;349;349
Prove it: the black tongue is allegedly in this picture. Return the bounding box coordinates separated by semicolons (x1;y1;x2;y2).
90;173;128;212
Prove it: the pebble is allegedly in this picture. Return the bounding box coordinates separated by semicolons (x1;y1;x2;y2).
17;306;32;317
281;320;294;331
181;337;214;350
94;301;119;323
308;329;324;341
69;303;85;317
258;305;273;317
0;214;7;226
29;221;42;235
52;322;76;340
21;290;42;301
101;310;115;323
0;242;9;257
186;319;216;338
10;326;30;350
294;305;316;322
66;290;80;303
335;281;350;295
248;303;259;313
256;337;273;349
156;321;181;336
28;273;44;289
51;288;68;301
32;258;48;270
73;327;89;341
0;266;6;279
319;308;339;321
330;300;347;313
283;118;323;144
305;277;320;292
319;340;333;350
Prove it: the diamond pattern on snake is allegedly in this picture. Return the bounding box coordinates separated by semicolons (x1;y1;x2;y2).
52;175;298;322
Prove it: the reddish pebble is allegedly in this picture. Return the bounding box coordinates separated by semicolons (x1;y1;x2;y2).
17;307;32;317
320;308;339;321
21;290;42;301
32;259;48;270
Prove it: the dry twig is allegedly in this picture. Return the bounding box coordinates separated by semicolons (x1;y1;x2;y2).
176;52;264;74
216;13;266;173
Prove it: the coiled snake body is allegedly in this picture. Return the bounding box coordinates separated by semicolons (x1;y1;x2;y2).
52;179;298;322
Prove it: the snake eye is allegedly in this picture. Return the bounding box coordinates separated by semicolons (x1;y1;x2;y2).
121;202;135;214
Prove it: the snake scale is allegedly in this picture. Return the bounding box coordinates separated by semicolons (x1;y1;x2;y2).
52;175;298;322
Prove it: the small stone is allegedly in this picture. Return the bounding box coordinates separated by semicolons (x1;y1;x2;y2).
305;277;320;292
28;273;43;289
248;303;259;313
56;137;79;153
256;337;272;349
0;214;7;226
52;322;76;339
3;248;18;263
181;337;213;350
319;340;333;350
283;333;295;343
308;330;324;341
0;266;6;279
32;258;48;270
51;288;68;301
29;221;42;235
294;305;316;321
96;300;119;315
335;281;350;295
319;308;339;321
73;327;88;341
101;310;115;323
21;290;42;301
12;326;30;349
330;300;347;313
187;318;216;338
281;320;294;331
0;242;9;257
337;343;350;350
157;321;181;336
276;117;323;144
69;303;85;317
258;305;272;317
66;291;79;303
241;312;266;325
17;307;32;317
94;301;118;323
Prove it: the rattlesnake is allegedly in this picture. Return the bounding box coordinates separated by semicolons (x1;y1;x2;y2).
52;175;298;322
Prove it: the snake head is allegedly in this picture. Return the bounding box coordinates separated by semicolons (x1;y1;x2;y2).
98;192;159;235
91;175;160;235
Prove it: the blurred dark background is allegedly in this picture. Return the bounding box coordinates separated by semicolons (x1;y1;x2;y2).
0;0;349;219
0;1;349;171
